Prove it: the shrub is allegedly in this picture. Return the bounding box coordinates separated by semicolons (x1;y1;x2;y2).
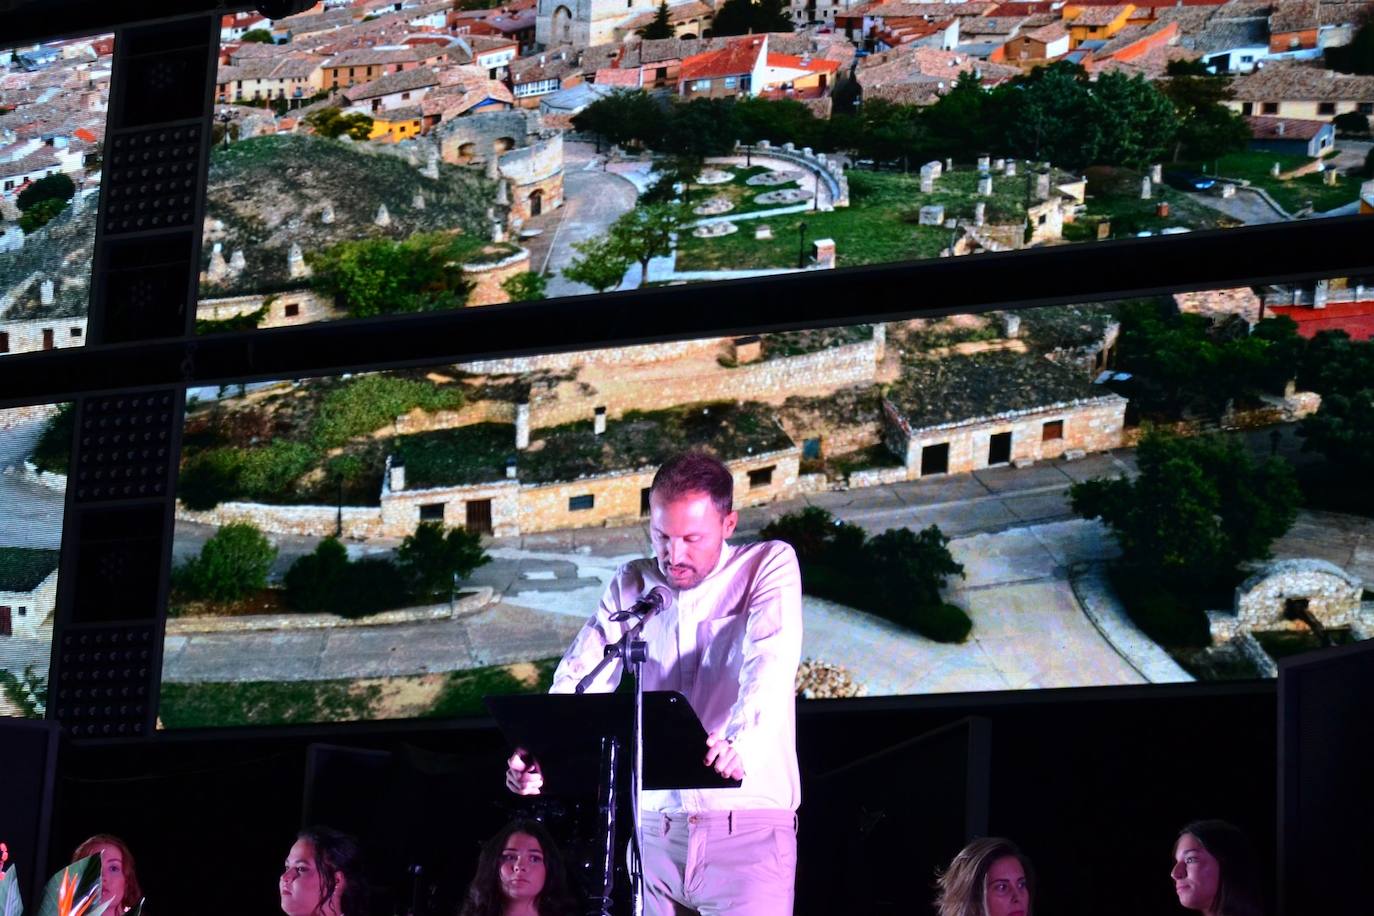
178;448;247;509
18;196;66;233
760;509;969;642
396;521;490;599
284;537;350;612
1109;566;1211;647
237;440;316;497
313;374;466;448
30;402;75;474
16;173;75;211
175;523;277;601
332;558;409;618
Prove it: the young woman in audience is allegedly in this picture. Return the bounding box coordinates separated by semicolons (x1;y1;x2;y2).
934;836;1033;916
1172;820;1265;916
459;819;578;916
72;834;143;914
280;826;370;916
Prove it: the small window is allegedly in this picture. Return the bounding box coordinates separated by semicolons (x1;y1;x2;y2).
1241;101;1253;115
1360;102;1374;114
1042;420;1064;441
402;91;411;99
1240;55;1253;63
0;332;9;353
70;327;82;337
1317;101;1336;115
803;437;822;459
693;79;711;91
284;302;300;317
17;607;26;616
921;442;949;476
748;466;775;489
1284;597;1310;620
1261;101;1278;114
419;502;445;521
569;494;595;511
724;76;737;87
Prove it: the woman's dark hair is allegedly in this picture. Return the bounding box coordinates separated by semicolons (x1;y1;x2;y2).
297;826;370;916
72;834;142;910
1178;820;1265;916
934;836;1035;916
459;819;578;916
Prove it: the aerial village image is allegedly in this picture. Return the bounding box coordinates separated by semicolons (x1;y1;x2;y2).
2;0;1374;724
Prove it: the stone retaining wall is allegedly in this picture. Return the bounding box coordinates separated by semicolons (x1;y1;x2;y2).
21;460;66;492
465;248;532;307
455;337;724;375
167;587;493;634
175;501;387;539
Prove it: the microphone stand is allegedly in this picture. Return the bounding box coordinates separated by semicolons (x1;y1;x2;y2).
575;605;657;916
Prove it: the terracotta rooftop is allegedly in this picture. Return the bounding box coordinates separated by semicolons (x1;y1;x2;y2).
680;35;768;81
1073;4;1134;26
1246;114;1329;138
1230;63;1374;101
343;66;440;101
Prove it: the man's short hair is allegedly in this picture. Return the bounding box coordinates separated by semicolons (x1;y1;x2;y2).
650;451;734;517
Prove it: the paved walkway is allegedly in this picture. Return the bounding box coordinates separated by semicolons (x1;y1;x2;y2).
542;142;640;298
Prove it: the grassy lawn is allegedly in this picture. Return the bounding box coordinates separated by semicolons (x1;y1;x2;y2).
675;170;959;271
1184;151;1357;213
159;658;561;728
1082;166;1237;237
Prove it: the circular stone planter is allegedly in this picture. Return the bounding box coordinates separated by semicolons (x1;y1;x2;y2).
696;168;734;185
746;170;801;186
692;220;739;238
693;196;735;215
755;187;815;205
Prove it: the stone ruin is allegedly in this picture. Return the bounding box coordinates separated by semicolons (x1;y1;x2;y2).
1207;559;1373;675
918;204;945;226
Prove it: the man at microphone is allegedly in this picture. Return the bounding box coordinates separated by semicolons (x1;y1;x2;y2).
505;450;803;915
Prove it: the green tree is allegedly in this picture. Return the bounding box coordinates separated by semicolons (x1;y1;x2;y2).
564;236;632;292
1089;72;1178;169
606;202;691;287
571;90;667;149
922;71;992;159
175;523;278;601
501;270;548;302
304;106;374;141
849;98;925;167
1165;58;1213;76
309;232;477;317
178;448;248;509
663;98;740;157
1333;110;1372;136
639;1;674;38
284;537;350;612
711;0;793;34
1159;74;1249;162
735;97;825;148
1300;389;1374;479
999;62;1098;168
18;196;66;233
396;521;491;599
17;172;75;212
641;151;704;204
241;27;275;43
1297;329;1374;395
865;525;970;642
1071;430;1299;589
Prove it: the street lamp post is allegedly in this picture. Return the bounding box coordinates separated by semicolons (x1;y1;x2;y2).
744;143;753;167
797;220;808;269
813;169;819;211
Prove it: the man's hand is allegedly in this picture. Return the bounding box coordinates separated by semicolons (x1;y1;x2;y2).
505;748;544;795
704;731;745;781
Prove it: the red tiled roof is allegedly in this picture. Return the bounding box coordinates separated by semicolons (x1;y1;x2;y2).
1246;115;1327;140
991;2;1060;13
767;52;842;73
680;36;767;80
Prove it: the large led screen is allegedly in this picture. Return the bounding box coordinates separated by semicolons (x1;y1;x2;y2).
0;35;113;357
0;401;71;719
160;278;1374;728
196;7;1374;334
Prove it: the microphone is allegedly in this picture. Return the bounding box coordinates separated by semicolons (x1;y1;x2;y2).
608;585;672;622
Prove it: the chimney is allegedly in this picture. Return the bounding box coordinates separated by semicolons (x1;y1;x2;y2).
1276;121;1285;135
515;401;531;450
593;405;607;435
389;458;406;491
505;455;518;479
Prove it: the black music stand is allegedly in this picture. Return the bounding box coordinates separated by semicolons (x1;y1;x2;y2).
486;691;740;914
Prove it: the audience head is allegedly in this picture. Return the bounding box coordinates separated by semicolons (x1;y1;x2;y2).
1172;820;1264;916
935;836;1033;916
460;819;577;916
72;834;141;913
280;826;369;916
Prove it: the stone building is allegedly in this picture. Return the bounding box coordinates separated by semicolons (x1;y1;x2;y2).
882;348;1128;478
1210;559;1373;643
379;402;802;537
434;109;565;222
536;0;712;49
0;547;59;639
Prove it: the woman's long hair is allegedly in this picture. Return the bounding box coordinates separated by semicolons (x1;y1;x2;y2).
1178;820;1266;916
72;834;143;911
934;836;1035;916
459;820;578;916
297;826;370;916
